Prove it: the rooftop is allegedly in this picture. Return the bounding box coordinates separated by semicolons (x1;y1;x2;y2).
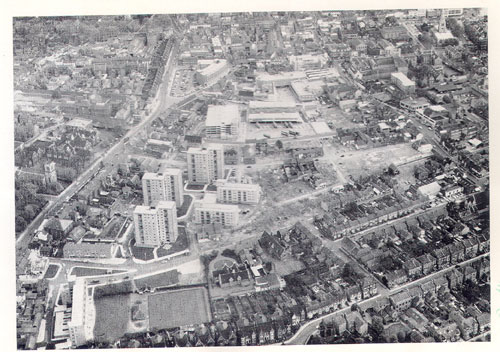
206;105;240;126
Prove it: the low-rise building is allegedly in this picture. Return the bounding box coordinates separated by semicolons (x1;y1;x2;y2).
205;105;240;140
216;179;261;204
193;194;239;227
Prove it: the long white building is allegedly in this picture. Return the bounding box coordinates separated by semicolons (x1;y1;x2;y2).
216;179;261;204
68;278;91;347
194;195;240;227
133;201;178;247
187;144;224;184
205;105;239;140
142;168;184;207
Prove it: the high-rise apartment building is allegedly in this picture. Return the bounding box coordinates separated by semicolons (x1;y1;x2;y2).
142;168;184;207
187;144;224;184
133;201;178;247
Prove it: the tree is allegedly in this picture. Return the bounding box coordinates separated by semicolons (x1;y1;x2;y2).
371;316;384;337
275;140;283;150
16;216;27;233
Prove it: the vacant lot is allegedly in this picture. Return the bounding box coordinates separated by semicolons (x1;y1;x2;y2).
148;288;211;330
93;294;130;343
323;143;420;181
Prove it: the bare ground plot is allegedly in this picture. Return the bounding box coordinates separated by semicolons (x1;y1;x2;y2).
319;106;365;129
256;169;314;203
260;252;305;277
93;294;130;343
391;160;427;194
323;143;421;181
148;288;211;330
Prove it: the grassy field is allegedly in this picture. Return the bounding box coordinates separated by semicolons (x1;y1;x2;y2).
43;264;59;279
148;288;210;330
177;195;193;217
70;267;125;277
130;239;155;261
134;270;180;290
93;293;130;343
157;227;189;257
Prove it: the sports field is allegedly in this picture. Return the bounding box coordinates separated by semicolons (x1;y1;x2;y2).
148;287;211;330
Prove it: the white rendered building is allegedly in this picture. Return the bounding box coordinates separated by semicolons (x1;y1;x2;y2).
142;168;184;207
187;144;224;184
205;105;239;140
216;179;261;204
133;201;178;247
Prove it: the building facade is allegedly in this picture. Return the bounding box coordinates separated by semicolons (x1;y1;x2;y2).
187;144;224;184
216;179;261;204
193;201;239;227
205;105;239;140
133;201;178;247
142;169;184;207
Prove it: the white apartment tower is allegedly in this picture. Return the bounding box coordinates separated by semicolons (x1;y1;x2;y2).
133;201;178;247
142;169;184;207
187;144;224;184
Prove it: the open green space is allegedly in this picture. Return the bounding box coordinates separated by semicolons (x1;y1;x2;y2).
43;264;60;279
157;227;189;257
148;288;210;330
185;183;205;190
134;270;180;291
93;293;130;343
177;195;193;217
130;239;155;261
70;266;125;277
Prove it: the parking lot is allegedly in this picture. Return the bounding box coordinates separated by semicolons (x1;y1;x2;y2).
170;68;196;97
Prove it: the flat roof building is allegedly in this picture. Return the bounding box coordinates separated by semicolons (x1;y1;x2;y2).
187;144;224;184
133;201;178;248
216;179;261;204
195;59;229;85
194;194;239;227
205;105;240;140
68;278;89;347
255;71;307;88
142;168;184;207
391;72;416;93
290;80;324;102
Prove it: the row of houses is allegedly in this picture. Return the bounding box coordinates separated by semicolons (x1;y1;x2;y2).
314;198;423;240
